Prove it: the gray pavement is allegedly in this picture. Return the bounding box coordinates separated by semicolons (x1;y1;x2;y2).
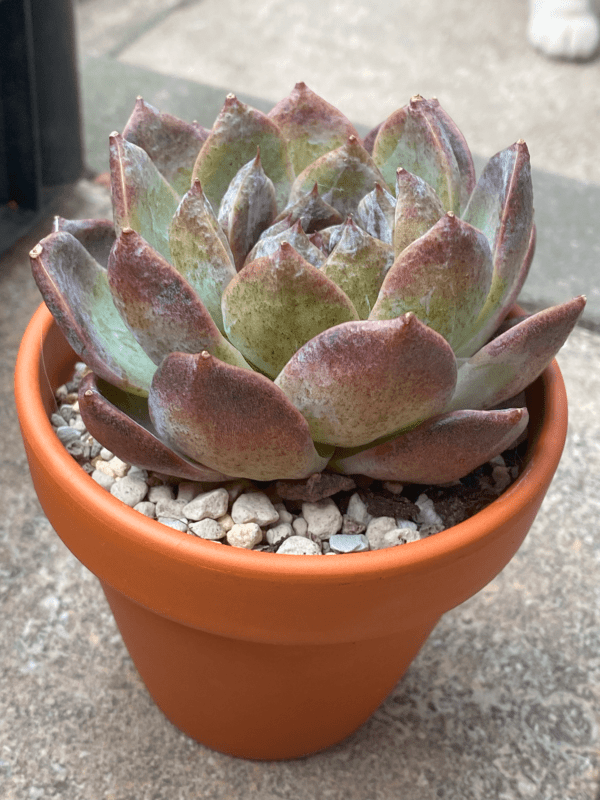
1;1;599;797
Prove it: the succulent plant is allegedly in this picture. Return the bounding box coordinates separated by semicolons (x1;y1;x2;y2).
30;85;585;485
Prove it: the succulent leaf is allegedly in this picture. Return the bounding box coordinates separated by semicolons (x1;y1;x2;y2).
30;232;156;395
321;218;394;319
53;217;116;269
79;372;230;481
458;141;534;357
372;95;476;214
393;168;445;256
192;94;294;213
148;351;333;481
275;313;457;448
168;180;237;334
288;136;387;217
222;242;359;377
267;82;361;175
107;228;250;370
245;219;326;268
446;296;586;412
355;183;396;244
370;213;493;351
122;96;209;195
315;223;346;255
330;407;528;483
110;132;180;262
217;150;278;269
274;183;343;232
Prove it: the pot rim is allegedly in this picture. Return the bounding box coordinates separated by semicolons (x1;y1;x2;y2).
16;302;568;585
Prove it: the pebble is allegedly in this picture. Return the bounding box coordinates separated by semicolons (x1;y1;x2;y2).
100;447;114;461
217;513;234;532
189;518;226;540
91;469;115;491
341;515;366;535
346;493;371;526
396;519;418;530
292;516;308;537
415;494;444;527
276;536;322;555
134;501;156;518
55;426;81;445
65;440;85;458
226;522;263;549
148;484;175;503
110;476;148;507
155;498;187;520
273;503;293;524
183;488;229;521
365;517;397;550
70;417;87;432
329;534;369;553
491;464;512;493
383;481;404;494
301;498;342;540
158;517;188;532
107;456;130;478
231;492;279;526
59;405;76;423
371;527;420;550
266;522;293;547
128;466;148;481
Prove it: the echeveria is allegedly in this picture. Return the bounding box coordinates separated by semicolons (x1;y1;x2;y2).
30;85;585;483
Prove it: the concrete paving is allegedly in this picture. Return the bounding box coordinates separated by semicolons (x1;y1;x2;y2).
1;1;599;797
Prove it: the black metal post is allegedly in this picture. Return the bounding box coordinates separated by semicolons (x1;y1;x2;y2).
0;0;83;254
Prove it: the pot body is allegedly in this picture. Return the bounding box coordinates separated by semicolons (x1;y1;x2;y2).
15;304;568;759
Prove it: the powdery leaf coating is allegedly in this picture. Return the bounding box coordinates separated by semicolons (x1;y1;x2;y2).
321;217;394;320
267;82;361;175
275;313;457;448
122;96;209;195
370;213;493;351
331;407;529;484
446;296;586;412
458;141;535;357
393;168;446;256
110;132;180;262
274;183;343;233
372;95;476;214
168;180;237;334
107;228;250;370
217;150;278;269
245;219;325;268
79;372;229;482
222;242;359;378
192;94;294;213
30;231;156;396
52;216;116;269
355;183;396;245
148;351;332;481
288;136;387;218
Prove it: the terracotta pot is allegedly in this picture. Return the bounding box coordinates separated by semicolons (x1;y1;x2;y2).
15;303;568;760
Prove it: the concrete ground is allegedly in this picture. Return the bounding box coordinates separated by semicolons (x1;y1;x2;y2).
1;1;599;798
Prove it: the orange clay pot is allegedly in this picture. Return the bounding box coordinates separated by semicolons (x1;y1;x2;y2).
15;303;568;760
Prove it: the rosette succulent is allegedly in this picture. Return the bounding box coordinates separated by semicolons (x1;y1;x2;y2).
30;85;585;485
